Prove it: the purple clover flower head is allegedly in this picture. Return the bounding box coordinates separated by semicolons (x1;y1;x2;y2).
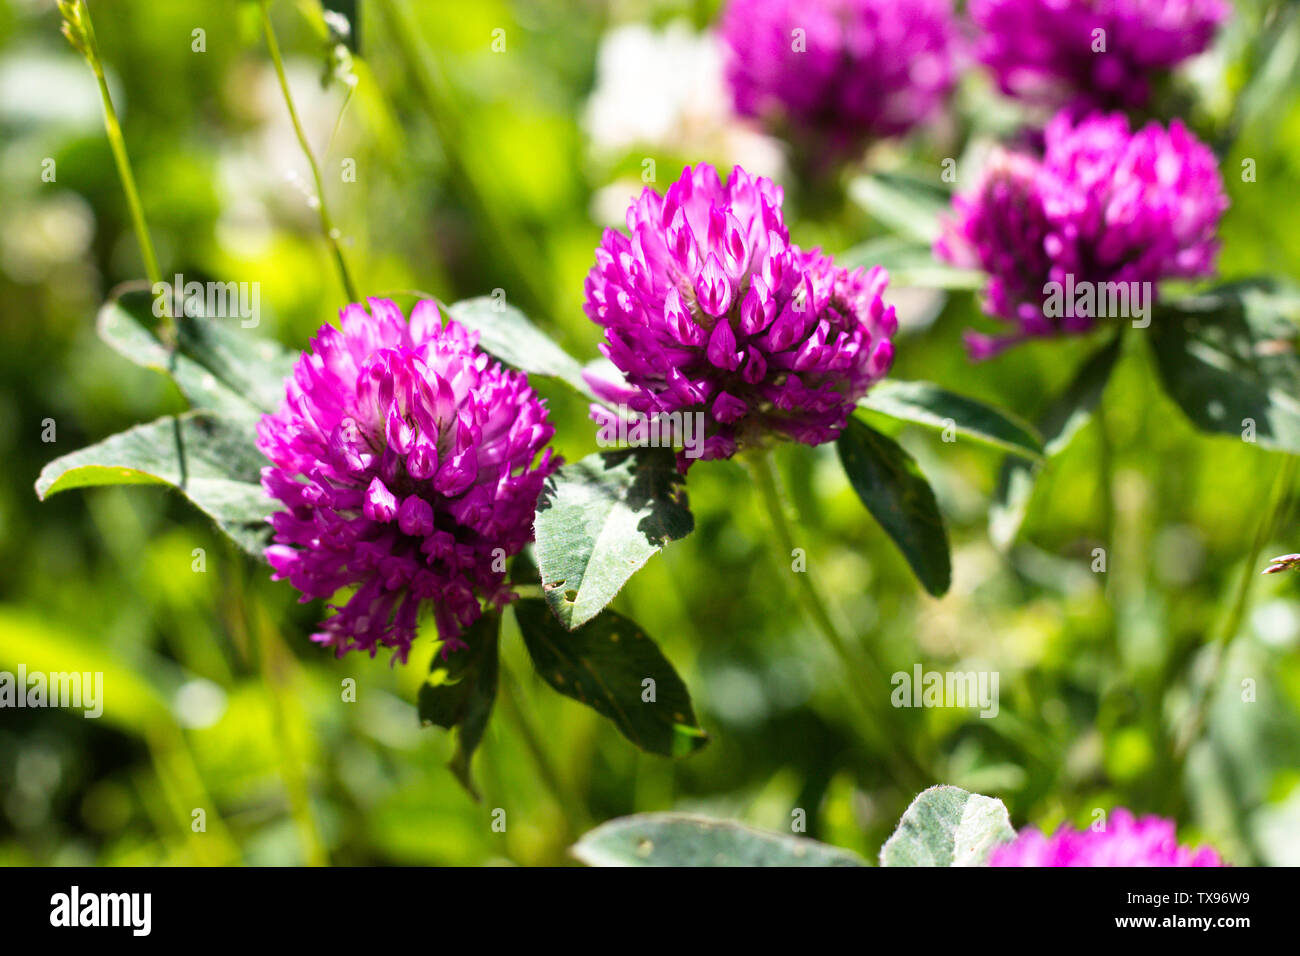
937;110;1228;358
257;298;558;661
989;809;1224;866
971;0;1229;112
584;163;897;469
934;149;1057;359
719;0;959;161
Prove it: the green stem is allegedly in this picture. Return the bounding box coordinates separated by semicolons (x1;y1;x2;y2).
1174;453;1299;760
1213;0;1292;157
747;449;929;788
372;0;554;319
144;721;243;865
252;609;329;866
260;0;360;304
1094;395;1121;666
497;662;591;838
69;2;171;337
1095;399;1115;556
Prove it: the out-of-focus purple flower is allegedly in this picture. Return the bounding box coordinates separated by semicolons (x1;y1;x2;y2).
719;0;959;161
937;110;1228;358
1263;553;1300;574
934;150;1058;356
989;809;1224;866
257;298;557;661
584;163;897;468
971;0;1229;111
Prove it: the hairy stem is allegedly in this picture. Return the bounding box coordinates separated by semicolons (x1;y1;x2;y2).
1174;452;1299;761
747;449;929;789
497;661;591;840
260;0;360;304
143;721;242;865
372;0;554;320
251;606;329;866
1094;395;1122;668
64;1;171;338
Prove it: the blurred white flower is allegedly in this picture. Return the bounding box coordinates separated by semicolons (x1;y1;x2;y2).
1251;599;1300;648
0;52;107;129
583;20;784;224
172;678;228;730
0;191;95;283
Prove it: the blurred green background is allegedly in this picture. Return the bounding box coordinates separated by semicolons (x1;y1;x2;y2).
2;0;1299;866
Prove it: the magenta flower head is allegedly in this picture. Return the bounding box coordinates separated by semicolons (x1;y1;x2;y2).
937;110;1228;358
989;809;1224;866
257;298;558;661
584;163;897;468
719;0;959;161
971;0;1229;111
